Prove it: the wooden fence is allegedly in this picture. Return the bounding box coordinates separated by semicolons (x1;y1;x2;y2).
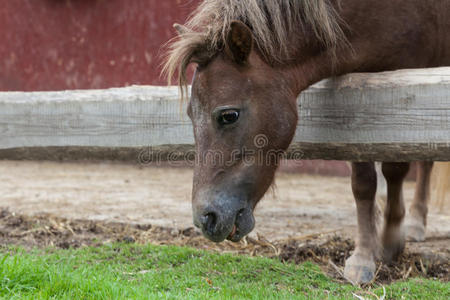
0;68;449;162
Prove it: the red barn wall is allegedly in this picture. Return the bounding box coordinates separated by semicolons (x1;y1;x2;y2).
0;0;199;91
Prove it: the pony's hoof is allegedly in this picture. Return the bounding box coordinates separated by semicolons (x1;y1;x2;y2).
382;226;405;263
344;254;376;284
382;240;405;263
405;219;426;242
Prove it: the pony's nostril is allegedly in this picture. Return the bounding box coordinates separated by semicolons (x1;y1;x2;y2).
202;212;217;234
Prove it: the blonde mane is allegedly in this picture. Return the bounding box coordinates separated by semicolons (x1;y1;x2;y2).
163;0;346;95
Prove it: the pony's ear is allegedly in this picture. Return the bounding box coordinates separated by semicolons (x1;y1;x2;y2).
173;23;188;35
226;21;254;65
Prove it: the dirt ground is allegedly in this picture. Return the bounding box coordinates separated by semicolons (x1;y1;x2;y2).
0;160;448;283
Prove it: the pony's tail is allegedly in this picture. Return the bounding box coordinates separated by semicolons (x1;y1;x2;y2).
432;162;450;212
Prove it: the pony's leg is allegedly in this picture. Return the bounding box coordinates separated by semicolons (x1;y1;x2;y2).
381;162;410;262
344;162;378;284
406;161;434;242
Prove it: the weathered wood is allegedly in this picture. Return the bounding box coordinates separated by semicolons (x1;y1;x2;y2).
0;86;192;148
0;68;449;162
287;143;450;162
1;143;448;162
0;146;195;163
296;69;450;144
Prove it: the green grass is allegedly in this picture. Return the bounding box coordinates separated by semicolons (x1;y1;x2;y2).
0;244;448;299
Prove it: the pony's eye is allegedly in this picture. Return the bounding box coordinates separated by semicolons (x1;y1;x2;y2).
218;109;240;126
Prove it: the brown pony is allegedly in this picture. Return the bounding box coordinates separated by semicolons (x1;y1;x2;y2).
164;0;450;284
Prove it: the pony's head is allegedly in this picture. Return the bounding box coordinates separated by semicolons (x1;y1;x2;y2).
187;22;299;242
164;0;345;242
